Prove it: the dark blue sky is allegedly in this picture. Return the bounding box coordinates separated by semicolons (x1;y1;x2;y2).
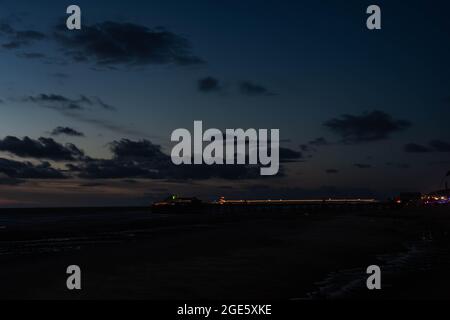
0;0;449;206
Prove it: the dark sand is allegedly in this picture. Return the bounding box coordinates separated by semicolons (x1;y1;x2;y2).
0;207;449;300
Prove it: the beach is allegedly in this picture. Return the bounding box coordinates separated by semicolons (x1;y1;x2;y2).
0;206;449;300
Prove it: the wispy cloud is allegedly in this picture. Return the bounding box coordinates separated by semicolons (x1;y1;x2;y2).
325;110;411;144
0;22;46;49
198;77;221;93
53;21;204;67
239;81;276;96
51;126;85;137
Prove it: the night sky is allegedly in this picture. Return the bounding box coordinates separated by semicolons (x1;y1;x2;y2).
0;0;449;206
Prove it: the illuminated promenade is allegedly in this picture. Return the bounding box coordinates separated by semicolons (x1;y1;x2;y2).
151;196;387;214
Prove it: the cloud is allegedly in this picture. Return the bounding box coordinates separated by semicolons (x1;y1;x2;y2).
54;22;204;67
279;147;302;163
78;182;106;187
0;173;25;186
404;143;432;153
51;72;69;79
2;41;22;49
22;93;147;137
299;137;331;155
0;158;65;179
239;81;275;96
94;97;116;111
16;52;46;59
51;126;85;137
63;113;148;137
24;93;86;110
226;137;302;163
24;93;116;112
198;77;221;93
429;140;450;152
324;110;411;143
110;139;166;161
0;136;85;161
309;137;329;146
71;159;154;179
326;169;339;174
0;22;45;49
15;30;46;41
354;163;372;169
0;23;14;35
0;136;285;181
70;138;270;180
404;140;450;154
386;162;410;169
300;144;314;153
